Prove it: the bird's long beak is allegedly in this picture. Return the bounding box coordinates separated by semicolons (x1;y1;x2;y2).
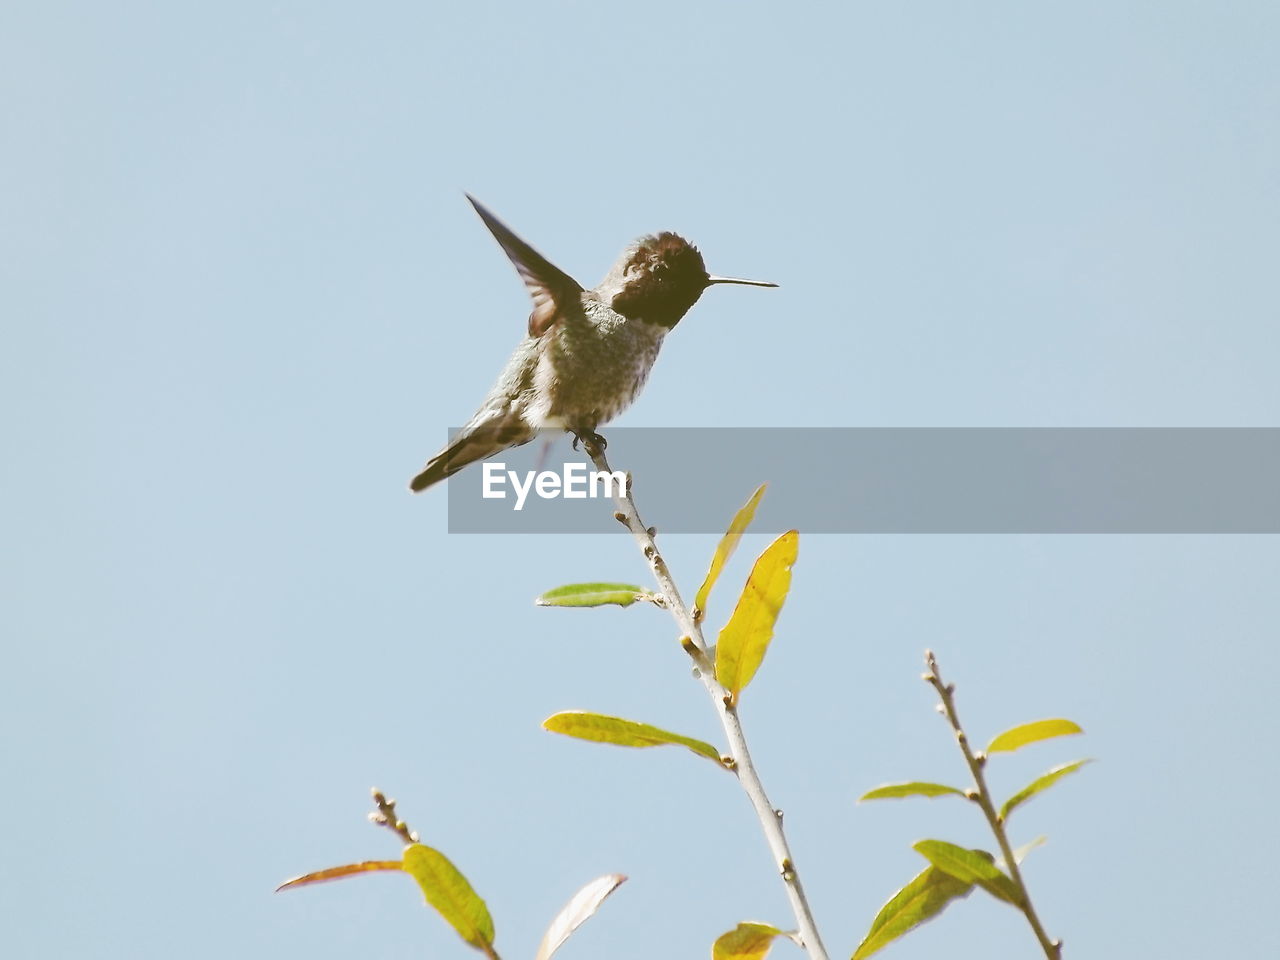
706;274;778;288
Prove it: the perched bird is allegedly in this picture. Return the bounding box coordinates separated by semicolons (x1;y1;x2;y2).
409;196;776;493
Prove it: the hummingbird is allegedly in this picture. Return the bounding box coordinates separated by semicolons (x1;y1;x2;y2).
408;195;777;493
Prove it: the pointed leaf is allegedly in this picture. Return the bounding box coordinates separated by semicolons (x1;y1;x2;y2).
859;782;966;802
401;843;496;953
543;711;722;764
1001;836;1047;871
536;583;647;608
715;530;799;699
712;921;793;960
535;874;626;960
912;840;1021;906
986;718;1083;754
852;866;973;960
1000;759;1093;821
275;860;404;892
694;484;767;620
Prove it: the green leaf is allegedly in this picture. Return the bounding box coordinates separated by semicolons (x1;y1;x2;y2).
859;782;966;802
275;859;404;892
986;718;1083;754
694;484;767;620
715;530;799;700
912;840;1021;906
1000;758;1093;821
712;922;792;960
535;582;647;608
401;843;496;954
543;711;722;764
852;866;973;960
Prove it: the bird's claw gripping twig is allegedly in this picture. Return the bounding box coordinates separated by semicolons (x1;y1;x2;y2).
571;429;608;455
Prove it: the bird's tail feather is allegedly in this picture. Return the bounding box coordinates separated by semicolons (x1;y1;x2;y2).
409;422;534;493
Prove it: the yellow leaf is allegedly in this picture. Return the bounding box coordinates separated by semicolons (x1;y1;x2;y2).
401;844;496;954
694;485;766;621
543;711;723;763
986;718;1083;754
715;530;799;700
713;922;791;960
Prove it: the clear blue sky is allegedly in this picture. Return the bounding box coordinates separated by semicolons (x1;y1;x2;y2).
4;3;1278;958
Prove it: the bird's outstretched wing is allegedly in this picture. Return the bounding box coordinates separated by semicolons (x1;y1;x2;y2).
466;194;584;337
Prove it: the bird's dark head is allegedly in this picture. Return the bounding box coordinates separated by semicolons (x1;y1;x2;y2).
603;232;776;330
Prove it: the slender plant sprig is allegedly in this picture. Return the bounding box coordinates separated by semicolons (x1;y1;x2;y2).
924;651;1061;959
580;437;830;960
280;789;628;960
369;787;421;845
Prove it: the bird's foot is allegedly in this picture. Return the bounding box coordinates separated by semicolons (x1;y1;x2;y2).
571;429;608;456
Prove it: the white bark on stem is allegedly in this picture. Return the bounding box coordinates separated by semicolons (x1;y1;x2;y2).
585;443;829;960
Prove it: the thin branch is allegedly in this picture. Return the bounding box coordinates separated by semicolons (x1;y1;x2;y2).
923;651;1062;959
369;787;420;845
583;439;830;960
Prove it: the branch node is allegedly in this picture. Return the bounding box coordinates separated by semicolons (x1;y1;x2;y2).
680;635;714;677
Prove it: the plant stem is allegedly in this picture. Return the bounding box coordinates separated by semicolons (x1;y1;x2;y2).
584;441;829;960
369;788;420;845
924;651;1061;959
